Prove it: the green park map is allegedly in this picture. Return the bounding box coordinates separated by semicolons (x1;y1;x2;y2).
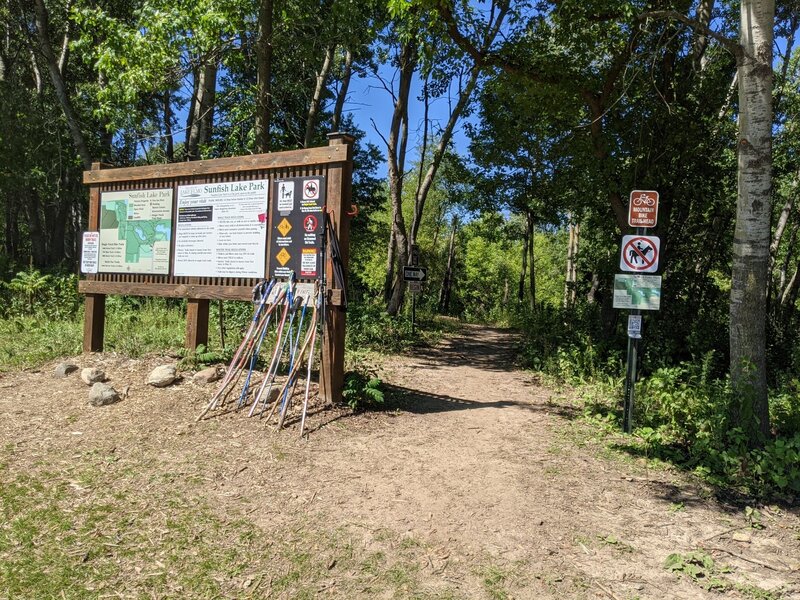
98;189;173;274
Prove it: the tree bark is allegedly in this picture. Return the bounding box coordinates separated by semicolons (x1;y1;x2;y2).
163;91;174;161
304;45;335;148
32;0;92;170
527;211;536;311
518;217;528;303
385;40;416;316
730;0;774;444
383;226;396;303
564;219;579;308
691;0;715;72
186;59;217;161
254;0;273;154
332;48;352;132
438;217;457;313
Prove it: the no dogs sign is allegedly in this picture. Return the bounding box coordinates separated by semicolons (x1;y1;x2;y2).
619;235;660;273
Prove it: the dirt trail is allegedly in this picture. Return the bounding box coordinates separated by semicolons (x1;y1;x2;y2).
1;324;799;598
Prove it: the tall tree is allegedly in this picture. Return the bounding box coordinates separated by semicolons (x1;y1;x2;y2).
730;0;775;443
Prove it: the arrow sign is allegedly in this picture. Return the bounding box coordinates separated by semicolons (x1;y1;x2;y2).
403;266;427;282
620;235;660;273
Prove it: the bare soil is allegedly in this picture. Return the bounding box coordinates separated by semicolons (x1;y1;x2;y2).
1;324;799;599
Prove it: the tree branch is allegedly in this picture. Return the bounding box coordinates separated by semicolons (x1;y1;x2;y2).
638;10;744;60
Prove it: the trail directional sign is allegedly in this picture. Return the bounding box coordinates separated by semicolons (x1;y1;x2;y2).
628;190;659;228
403;266;427;282
620;235;660;273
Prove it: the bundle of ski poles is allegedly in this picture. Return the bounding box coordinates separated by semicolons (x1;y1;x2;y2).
196;276;323;437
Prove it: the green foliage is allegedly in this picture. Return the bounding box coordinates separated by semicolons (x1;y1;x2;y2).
664;551;727;591
346;302;415;353
177;344;227;371
342;370;384;411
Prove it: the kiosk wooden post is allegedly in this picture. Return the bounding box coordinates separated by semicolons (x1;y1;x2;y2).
83;162;107;352
320;133;354;404
79;140;353;402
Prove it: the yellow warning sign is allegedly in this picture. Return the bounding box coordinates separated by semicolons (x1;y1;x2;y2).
276;248;291;266
277;218;292;237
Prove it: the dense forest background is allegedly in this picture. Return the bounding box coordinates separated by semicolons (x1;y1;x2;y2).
1;0;799;495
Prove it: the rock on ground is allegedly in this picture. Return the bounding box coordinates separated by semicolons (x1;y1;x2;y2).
147;365;177;387
88;382;120;406
54;363;78;378
80;367;106;385
192;367;220;385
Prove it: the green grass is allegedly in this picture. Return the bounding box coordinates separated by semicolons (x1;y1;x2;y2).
0;448;464;599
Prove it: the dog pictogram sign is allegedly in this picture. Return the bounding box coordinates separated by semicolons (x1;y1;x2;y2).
620;235;660;273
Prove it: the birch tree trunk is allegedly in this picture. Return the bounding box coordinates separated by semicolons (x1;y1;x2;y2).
730;0;774;444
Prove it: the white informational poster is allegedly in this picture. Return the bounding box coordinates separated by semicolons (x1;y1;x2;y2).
173;180;269;278
81;231;99;274
98;189;173;274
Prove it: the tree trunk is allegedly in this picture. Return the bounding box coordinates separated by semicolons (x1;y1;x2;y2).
163;91;174;161
332;48;352;131
25;190;47;267
729;0;774;445
383;226;396;303
691;0;715;72
564;218;579;308
304;45;335;148
438;217;457;313
385;40;416;316
186;59;217;161
518;217;528;303
528;211;536;311
254;0;273;154
32;0;92;170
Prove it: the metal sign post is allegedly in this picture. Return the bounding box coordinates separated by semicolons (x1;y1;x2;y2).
616;190;662;434
403;266;426;335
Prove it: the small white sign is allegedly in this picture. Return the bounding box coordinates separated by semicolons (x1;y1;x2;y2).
277;181;294;212
627;315;642;339
81;231;99;274
408;281;422;293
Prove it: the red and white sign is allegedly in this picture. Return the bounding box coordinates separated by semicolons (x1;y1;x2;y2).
620;235;660;273
303;179;320;200
81;231;99;274
628;190;659;228
303;214;318;232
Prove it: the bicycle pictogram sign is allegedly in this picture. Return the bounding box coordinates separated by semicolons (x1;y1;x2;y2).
628;190;659;228
620;235;660;273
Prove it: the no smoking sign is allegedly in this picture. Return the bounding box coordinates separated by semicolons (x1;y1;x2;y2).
620;235;660;273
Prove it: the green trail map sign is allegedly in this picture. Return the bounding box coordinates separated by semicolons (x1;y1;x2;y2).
613;274;662;310
98;189;173;274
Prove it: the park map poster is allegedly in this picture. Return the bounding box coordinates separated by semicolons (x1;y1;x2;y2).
98;189;173;274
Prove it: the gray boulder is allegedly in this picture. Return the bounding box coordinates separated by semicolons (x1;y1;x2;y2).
147;365;177;387
89;383;120;406
80;367;106;385
54;363;79;378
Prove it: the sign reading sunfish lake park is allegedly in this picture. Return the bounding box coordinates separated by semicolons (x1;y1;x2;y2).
174;180;269;278
98;189;173;274
613;274;662;310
